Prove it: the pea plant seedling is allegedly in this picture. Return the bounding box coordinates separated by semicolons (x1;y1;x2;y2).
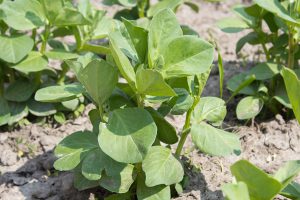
222;160;300;200
218;0;300;122
36;9;241;199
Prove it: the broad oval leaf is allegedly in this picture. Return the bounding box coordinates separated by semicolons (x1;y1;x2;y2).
217;17;249;33
44;50;79;60
162;35;214;78
12;51;49;74
222;182;250;200
4;80;37;102
28;98;56;117
148;9;182;68
147;0;182;17
99;108;157;163
236;96;264;120
193;97;227;125
137;69;176;97
137;173;171;200
99;164;136;193
74;167;99;191
35;83;84;103
282;68;300;123
109;31;137;90
7;102;28;126
0;0;45;30
0;96;10;126
54;131;98;171
0;35;34;63
254;0;300;25
142;146;184;187
79;59;118;106
274;160;300;188
145;107;178;144
191;122;241;156
231;160;282;200
248;62;281;80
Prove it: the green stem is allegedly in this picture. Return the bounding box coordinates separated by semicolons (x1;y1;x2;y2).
261;42;270;61
57;64;69;85
73;27;82;50
175;97;200;157
287;27;295;69
137;94;144;108
98;105;105;123
41;24;51;54
32;29;37;42
0;67;3;96
80;43;110;55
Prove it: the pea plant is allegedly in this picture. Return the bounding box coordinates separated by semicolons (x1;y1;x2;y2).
217;0;300;121
0;0;116;127
222;159;300;200
102;0;199;20
36;9;241;199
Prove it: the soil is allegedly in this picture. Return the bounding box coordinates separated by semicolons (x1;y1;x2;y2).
1;1;300;200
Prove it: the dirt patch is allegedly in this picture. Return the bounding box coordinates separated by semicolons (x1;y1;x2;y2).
1;1;299;200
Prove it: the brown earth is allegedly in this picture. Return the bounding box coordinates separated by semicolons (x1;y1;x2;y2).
0;0;299;200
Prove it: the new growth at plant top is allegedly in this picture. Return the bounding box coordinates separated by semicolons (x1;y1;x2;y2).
0;0;204;127
35;8;242;200
218;0;300;123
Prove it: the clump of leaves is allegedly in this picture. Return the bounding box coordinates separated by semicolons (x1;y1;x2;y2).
217;0;300;121
0;0;118;127
222;160;300;200
38;9;241;199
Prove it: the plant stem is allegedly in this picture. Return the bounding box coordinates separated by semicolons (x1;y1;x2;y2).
80;43;110;55
137;95;144;108
261;42;270;61
175;97;200;157
0;67;3;96
57;64;69;85
287;26;295;69
41;24;51;54
73;27;82;50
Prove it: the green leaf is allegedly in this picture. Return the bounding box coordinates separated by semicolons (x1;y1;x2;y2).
0;35;34;63
145;107;178;144
274;160;300;188
35;83;84;103
118;0;137;7
123;18;148;64
170;88;193;115
12;51;49;74
282;67;300;123
61;99;79;111
193;97;226;125
100;164;136;193
147;0;182;17
74;166;99;191
281;182;300;199
148;9;182;68
222;182;250;200
79;59;118;106
137;69;176;96
248;63;281;80
28;98;56;117
227;73;256;96
4;80;37;102
191;122;241;156
54;112;66;124
81;149;105;181
44;50;79;60
274;83;292;109
230;160;282;200
162;35;214;78
217;17;249;33
109;31;137;90
99;108;157;163
8;102;28;126
137;173;171;200
142;146;184;187
254;0;300;25
0;96;10;126
236;96;264;120
0;0;45;30
233;4;257;27
218;50;224;98
236;32;259;54
54;131;98;171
